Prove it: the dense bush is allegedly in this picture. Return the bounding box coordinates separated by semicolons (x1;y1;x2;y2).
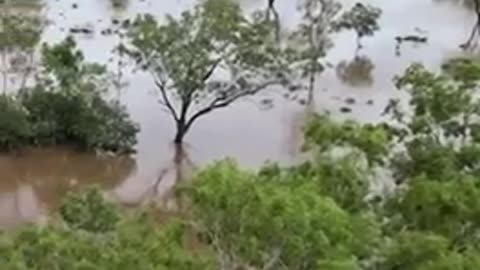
0;36;139;153
0;88;139;153
18;87;139;153
59;186;120;233
0;187;214;270
0;95;30;151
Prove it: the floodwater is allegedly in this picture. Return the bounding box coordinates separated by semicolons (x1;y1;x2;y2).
0;0;474;227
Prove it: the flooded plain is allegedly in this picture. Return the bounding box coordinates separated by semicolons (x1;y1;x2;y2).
0;0;474;227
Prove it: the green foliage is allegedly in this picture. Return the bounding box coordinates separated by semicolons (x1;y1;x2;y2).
378;232;480;270
0;13;42;52
0;95;30;150
2;2;480;270
333;3;382;47
336;55;375;87
386;176;480;244
288;156;372;212
0;10;43;92
0;37;139;153
110;0;129;9
304;114;391;165
288;0;381;95
182;161;380;269
19;87;139;153
59;186;120;233
297;57;480;269
126;0;289;143
289;0;341;82
384;59;480;181
40;37;109;95
0;217;213;270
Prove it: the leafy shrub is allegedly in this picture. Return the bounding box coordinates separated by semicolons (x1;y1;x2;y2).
18;87;139;153
72;97;139;153
0;209;214;269
0;95;30;151
181;161;380;269
59;186;119;233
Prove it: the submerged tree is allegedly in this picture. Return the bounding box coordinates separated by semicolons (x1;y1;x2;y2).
461;0;480;49
0;4;43;93
8;37;141;153
266;0;280;42
333;3;382;52
289;0;341;104
126;0;289;144
289;0;381;104
110;0;129;9
336;55;375;87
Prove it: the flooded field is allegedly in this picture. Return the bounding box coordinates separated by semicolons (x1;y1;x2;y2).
0;0;474;227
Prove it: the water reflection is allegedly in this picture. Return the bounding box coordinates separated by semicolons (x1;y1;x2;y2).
0;146;136;228
336;55;375;88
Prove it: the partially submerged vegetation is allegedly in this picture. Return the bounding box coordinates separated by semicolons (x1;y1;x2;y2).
0;16;139;153
1;0;480;269
2;57;480;269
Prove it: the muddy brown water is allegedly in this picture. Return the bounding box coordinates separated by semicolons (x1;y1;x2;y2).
0;0;473;227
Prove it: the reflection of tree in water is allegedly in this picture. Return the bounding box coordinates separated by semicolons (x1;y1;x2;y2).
133;143;197;210
0;146;136;225
336;55;375;87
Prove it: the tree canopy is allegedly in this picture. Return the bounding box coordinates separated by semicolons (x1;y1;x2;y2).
125;0;289;144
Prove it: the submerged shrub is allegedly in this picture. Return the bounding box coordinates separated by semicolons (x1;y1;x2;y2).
18;87;139;153
0;95;30;151
72;97;139;154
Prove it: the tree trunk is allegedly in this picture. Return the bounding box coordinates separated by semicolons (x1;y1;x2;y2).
307;67;315;106
355;36;362;55
173;123;187;144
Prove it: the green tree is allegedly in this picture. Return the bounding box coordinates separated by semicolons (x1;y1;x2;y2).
0;3;43;93
289;0;342;103
385;59;480;182
0;94;30;150
17;37;139;153
125;0;289;144
289;1;381;103
297;58;480;268
333;3;382;51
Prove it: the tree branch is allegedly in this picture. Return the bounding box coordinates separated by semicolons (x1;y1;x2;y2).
184;79;282;132
203;58;222;82
154;79;179;122
262;248;282;270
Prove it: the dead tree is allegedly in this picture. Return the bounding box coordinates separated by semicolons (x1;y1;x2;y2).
462;0;480;49
266;0;280;42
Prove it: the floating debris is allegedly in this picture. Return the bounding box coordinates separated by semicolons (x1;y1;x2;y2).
340;107;352;113
345;97;356;105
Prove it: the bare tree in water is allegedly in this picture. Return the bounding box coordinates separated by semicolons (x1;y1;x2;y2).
461;0;480;49
266;0;280;41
